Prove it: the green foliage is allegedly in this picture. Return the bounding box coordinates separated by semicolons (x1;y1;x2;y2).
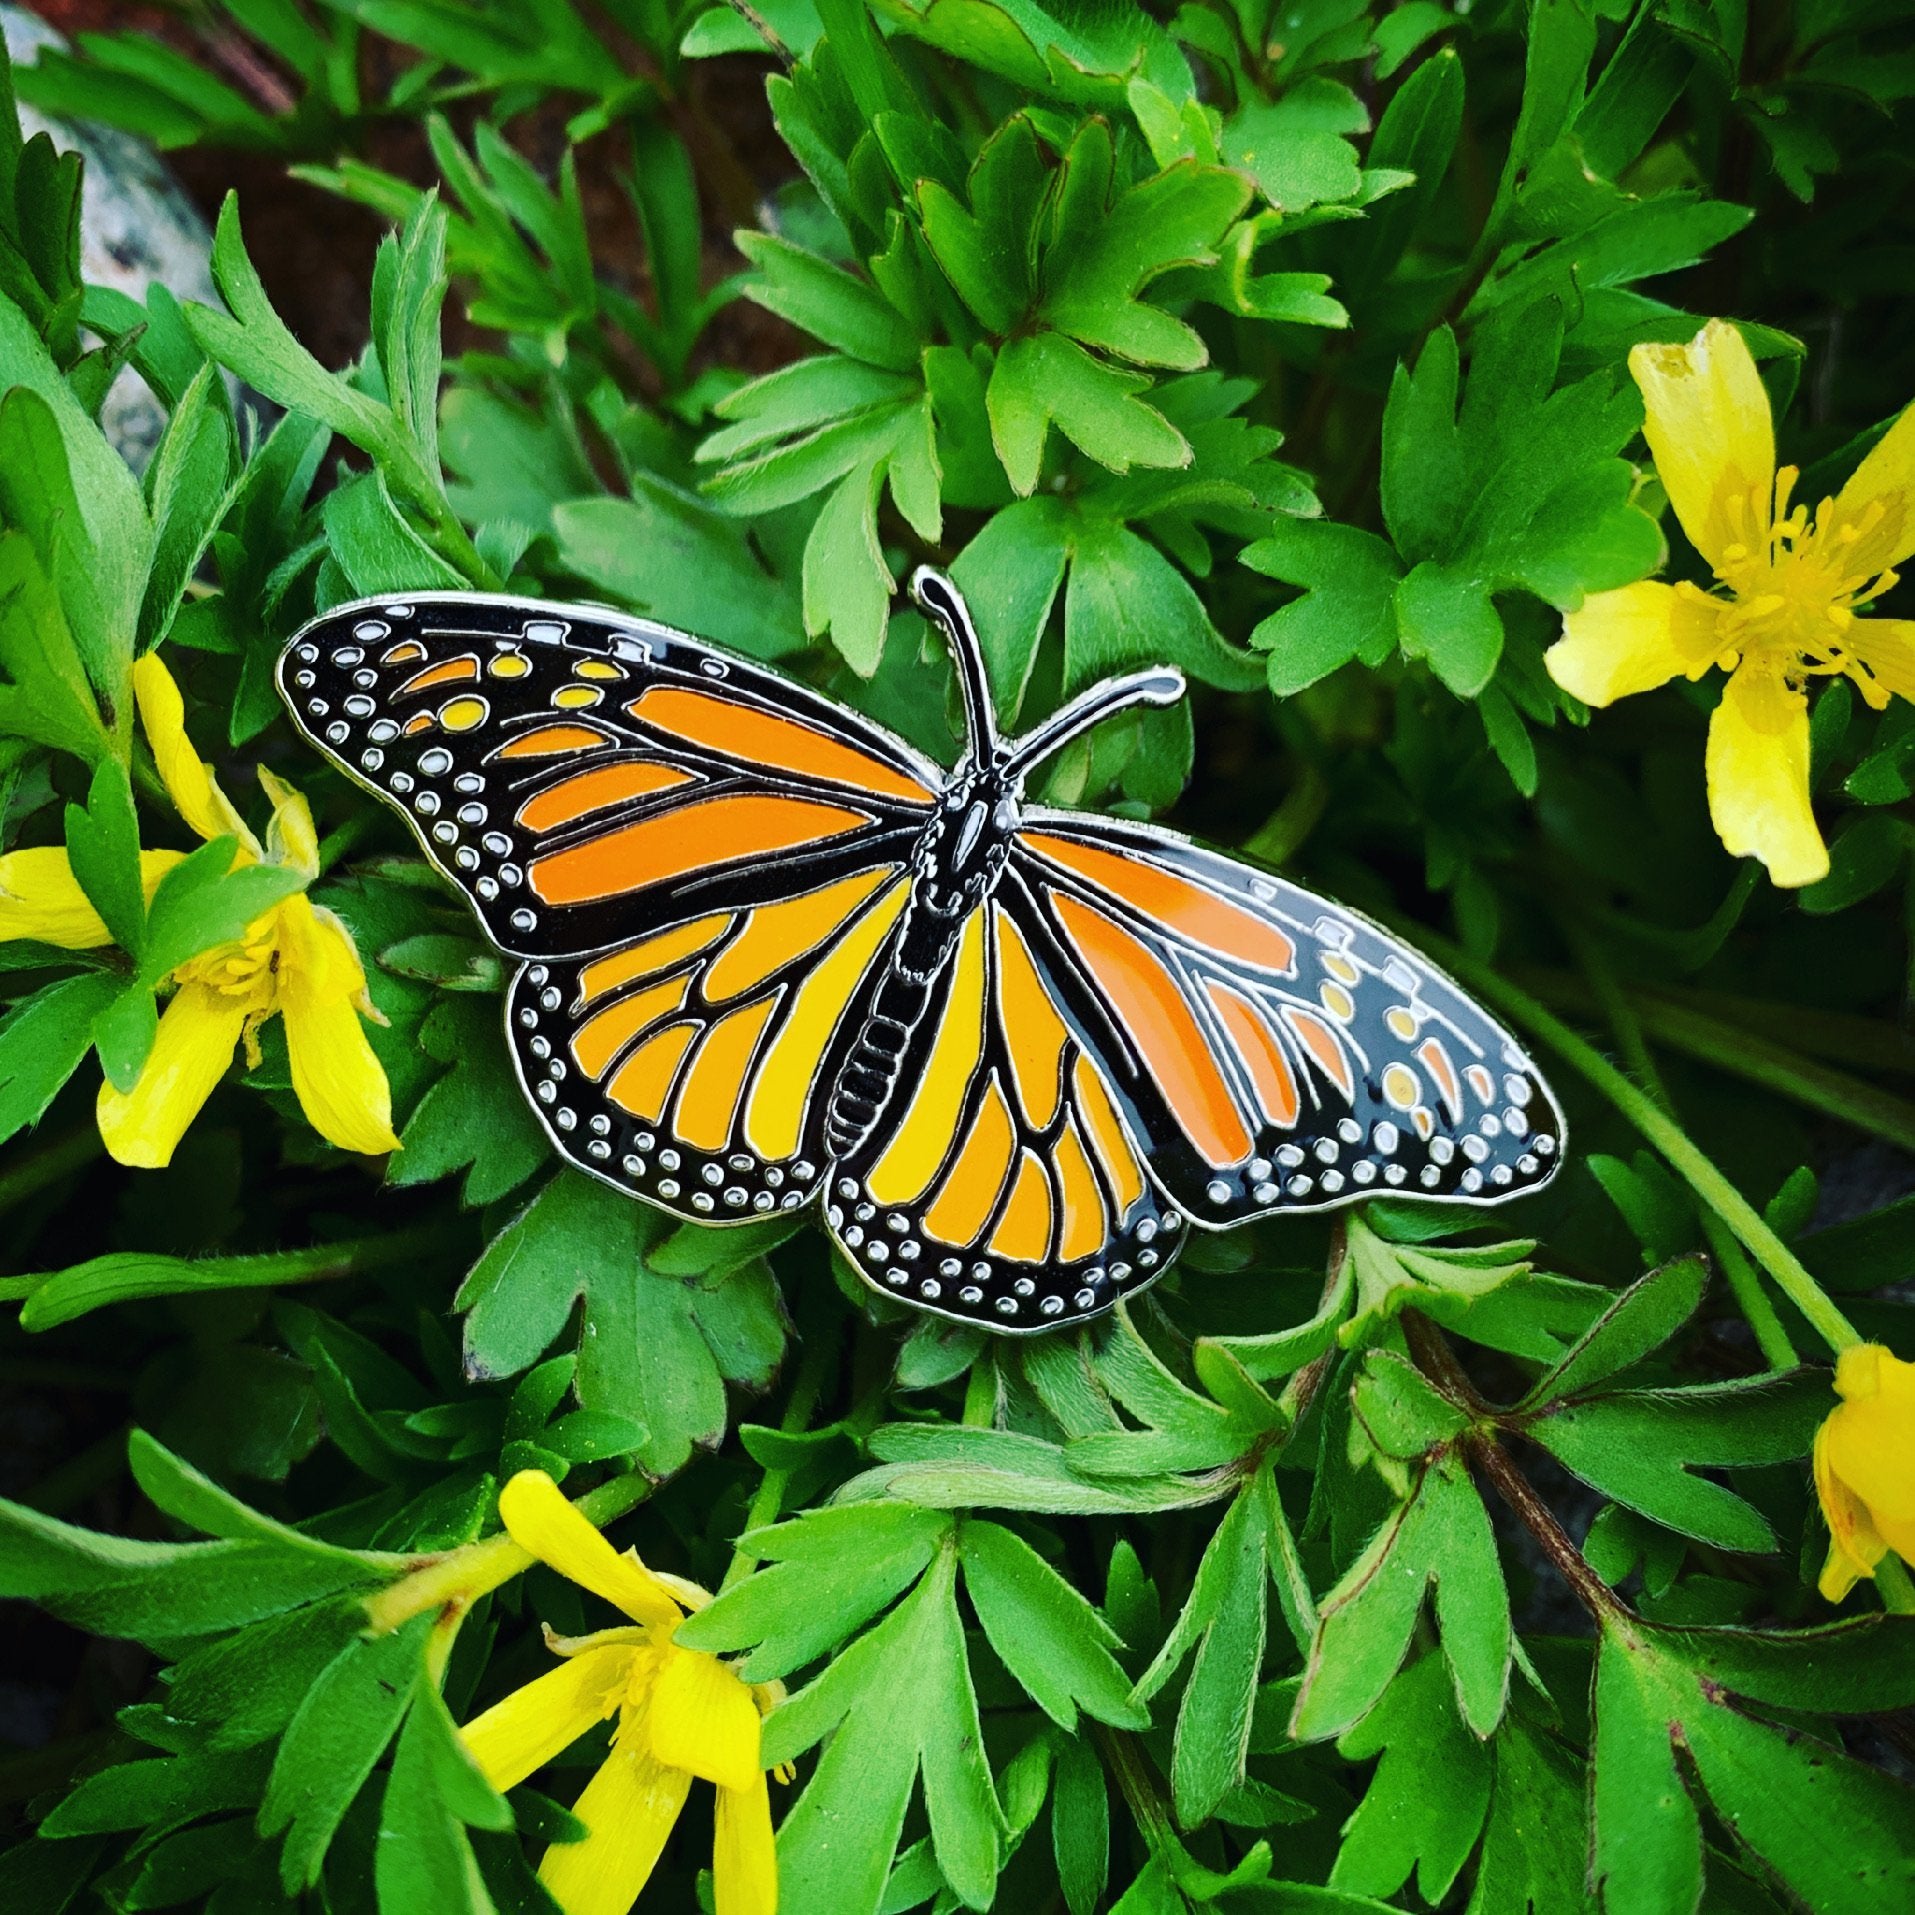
3;5;1915;1914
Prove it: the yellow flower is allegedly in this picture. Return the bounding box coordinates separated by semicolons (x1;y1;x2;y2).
0;652;397;1167
460;1471;780;1915
1546;319;1915;888
1813;1343;1915;1602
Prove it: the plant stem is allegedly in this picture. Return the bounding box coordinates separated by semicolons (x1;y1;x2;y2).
1432;941;1859;1355
1405;1313;1627;1621
1876;1555;1915;1616
719;1337;833;1592
1564;920;1798;1369
364;1469;653;1634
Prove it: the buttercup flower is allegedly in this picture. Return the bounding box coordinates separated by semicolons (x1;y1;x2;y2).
460;1471;780;1915
1813;1342;1915;1602
1546;319;1915;887
0;652;397;1166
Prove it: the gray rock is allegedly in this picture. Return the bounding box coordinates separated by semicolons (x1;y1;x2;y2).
3;5;219;468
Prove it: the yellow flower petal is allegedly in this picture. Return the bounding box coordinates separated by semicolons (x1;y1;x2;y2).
1546;581;1724;707
714;1774;778;1915
539;1738;693;1915
132;652;259;856
1822;1345;1915;1523
461;1643;637;1793
648;1646;761;1792
0;847;185;948
1704;658;1828;888
96;979;248;1168
498;1471;683;1629
1629;320;1775;573
274;897;399;1155
1815;1417;1887;1601
1846;620;1915;709
1830;400;1915;578
259;767;321;880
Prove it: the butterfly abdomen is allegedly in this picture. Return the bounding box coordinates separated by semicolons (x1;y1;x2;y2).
821;875;982;1159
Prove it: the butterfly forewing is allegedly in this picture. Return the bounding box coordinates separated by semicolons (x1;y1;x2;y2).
279;594;937;961
827;903;1183;1331
1008;813;1564;1227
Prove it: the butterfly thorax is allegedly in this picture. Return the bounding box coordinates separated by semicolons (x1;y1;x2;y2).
822;765;1020;1162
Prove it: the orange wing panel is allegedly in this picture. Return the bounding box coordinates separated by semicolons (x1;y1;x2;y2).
993;908;1069;1129
578;916;729;1007
1207;982;1300;1128
706;868;895;1004
571;975;690;1081
495;724;611;760
1022;833;1296;975
1073;1055;1145;1217
628;687;934;807
606;1021;698;1120
1285;1009;1354;1100
398;656;479;696
517;762;694;832
1053;1119;1108;1262
529;794;872;906
988;1151;1053;1263
1050;891;1253;1169
922;1079;1016;1249
673;997;779;1152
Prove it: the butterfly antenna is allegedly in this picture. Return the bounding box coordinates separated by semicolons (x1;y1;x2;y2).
1001;666;1185;783
910;568;999;766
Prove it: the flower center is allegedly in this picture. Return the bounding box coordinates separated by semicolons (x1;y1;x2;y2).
173;911;281;1006
1711;467;1899;688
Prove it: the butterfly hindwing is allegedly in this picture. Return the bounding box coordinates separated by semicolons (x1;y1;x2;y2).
507;865;914;1222
1009;813;1565;1228
279;593;937;961
828;903;1183;1332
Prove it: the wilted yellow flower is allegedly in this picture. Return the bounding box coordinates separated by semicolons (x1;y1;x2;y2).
1546;318;1915;887
0;652;397;1167
460;1471;780;1915
1814;1342;1915;1602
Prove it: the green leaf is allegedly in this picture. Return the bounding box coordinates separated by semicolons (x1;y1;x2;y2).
139;836;306;985
323;468;466;595
678;1503;948;1680
1529;1373;1822;1552
1332;1651;1491;1904
958;1519;1146;1731
0;289;150;689
1246;519;1402;697
988;333;1188;495
737;230;920;370
458;1173;734;1478
261;1614;432;1891
0;528;117;765
63;758;144;956
38;1746;269;1838
140;362;239;651
391;996;549;1208
1223;79;1368;214
1292;1452;1510;1741
375;1677;512;1915
552;485;805;661
0;1492;383;1643
1518;1256;1707;1407
774;1546;1004;1915
0;970;121;1148
1053;1732;1109;1915
1594;1619;1915;1913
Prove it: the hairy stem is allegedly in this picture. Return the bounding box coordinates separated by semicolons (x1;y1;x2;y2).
1432;941;1858;1354
364;1469;653;1634
1564;920;1798;1369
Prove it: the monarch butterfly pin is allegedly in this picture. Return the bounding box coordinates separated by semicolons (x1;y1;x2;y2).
280;572;1563;1333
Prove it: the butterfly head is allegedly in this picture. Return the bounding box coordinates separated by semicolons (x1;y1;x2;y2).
910;568;1186;790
